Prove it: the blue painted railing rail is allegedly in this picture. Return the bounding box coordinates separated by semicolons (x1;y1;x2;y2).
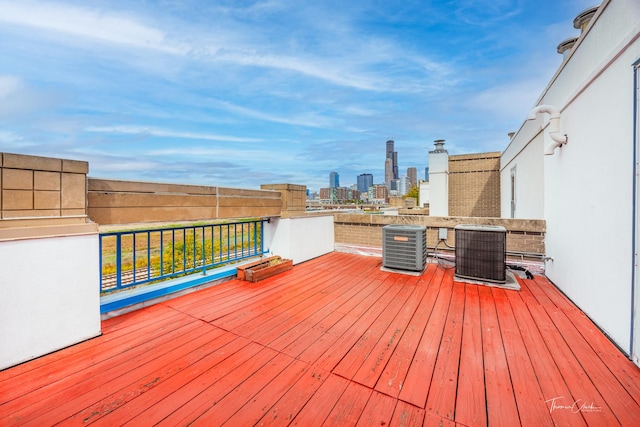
100;219;268;294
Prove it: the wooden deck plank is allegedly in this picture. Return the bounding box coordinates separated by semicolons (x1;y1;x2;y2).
255;366;330;426
545;305;640;424
350;283;427;389
477;285;521;427
236;265;368;344
295;277;401;366
506;285;587;427
375;264;444;398
398;267;453;408
492;287;558;426
565;305;640;406
321;381;372;426
157;346;279;426
121;340;262;426
288;373;349;426
389;400;426;427
424;277;465;421
267;270;383;353
82;332;245;426
16;323;219;427
190;352;296;426
455;284;487;426
355;390;397;426
525;301;619;425
333;283;416;382
312;281;405;372
219;359;310;426
1;318;209;424
532;275;579;311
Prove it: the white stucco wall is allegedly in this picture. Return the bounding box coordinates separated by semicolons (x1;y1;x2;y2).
512;0;640;354
0;233;101;370
419;181;430;208
500;120;545;219
428;151;449;216
265;215;334;264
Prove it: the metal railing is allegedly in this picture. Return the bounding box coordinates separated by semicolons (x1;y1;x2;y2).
99;219;268;294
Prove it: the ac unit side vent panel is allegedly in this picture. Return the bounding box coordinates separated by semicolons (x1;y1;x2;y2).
455;225;506;283
382;225;427;271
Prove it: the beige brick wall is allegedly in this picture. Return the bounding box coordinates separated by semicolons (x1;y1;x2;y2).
448;152;501;217
261;184;306;218
334;213;545;256
1;152;88;220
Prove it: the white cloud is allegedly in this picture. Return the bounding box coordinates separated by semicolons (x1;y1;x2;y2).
0;1;184;54
0;75;22;100
85;125;262;143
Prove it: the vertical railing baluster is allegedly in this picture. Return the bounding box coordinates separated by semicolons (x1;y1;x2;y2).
160;230;164;276
133;232;137;284
116;233;122;290
147;231;151;281
172;229;175;274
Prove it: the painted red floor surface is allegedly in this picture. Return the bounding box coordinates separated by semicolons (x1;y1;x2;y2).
2;252;640;426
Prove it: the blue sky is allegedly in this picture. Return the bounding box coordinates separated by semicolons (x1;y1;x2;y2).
0;0;595;192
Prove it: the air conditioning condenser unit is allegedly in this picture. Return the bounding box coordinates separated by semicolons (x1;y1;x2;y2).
455;224;506;283
382;225;427;272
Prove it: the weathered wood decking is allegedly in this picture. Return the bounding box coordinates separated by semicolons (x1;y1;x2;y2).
1;251;640;426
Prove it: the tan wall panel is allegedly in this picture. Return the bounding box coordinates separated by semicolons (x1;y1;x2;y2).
3;190;33;210
62;159;89;174
3;209;61;218
61;173;86;209
88;178;217;195
217;196;282;208
217;206;281;219
2;169;33;190
88;192;219;208
88;206;217;225
34;191;61;210
2;153;62;172
34;171;61;191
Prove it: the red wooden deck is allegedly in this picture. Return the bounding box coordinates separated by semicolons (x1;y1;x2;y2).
2;251;640;426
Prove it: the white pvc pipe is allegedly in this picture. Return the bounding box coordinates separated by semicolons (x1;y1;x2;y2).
527;104;568;155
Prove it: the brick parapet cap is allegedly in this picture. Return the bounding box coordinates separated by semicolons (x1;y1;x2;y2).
1;152;88;174
333;213;545;233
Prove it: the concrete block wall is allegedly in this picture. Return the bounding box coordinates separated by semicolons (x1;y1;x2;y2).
261;184;307;218
1;152;88;220
334;213;545;256
448;152;501;217
88;179;283;225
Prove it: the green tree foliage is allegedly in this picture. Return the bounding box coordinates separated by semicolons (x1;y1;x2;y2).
404;185;420;201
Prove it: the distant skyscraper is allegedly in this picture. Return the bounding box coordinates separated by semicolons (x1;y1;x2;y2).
407;167;417;186
425;167;430;181
385;140;399;183
398;175;411;196
357;173;373;193
329;171;339;188
385;158;393;186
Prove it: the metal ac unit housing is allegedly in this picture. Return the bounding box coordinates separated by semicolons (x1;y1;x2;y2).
382;225;427;271
455;224;506;283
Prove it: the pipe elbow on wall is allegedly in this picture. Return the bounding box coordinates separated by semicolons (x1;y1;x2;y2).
527;105;567;155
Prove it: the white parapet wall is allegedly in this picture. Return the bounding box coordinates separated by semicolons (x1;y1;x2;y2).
264;214;334;264
0;224;101;370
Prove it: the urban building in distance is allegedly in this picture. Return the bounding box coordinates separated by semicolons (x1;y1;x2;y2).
407;167;417;186
385;140;398;185
329;171;339;188
357;173;373;193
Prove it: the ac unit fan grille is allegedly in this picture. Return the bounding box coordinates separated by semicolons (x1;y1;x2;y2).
455;226;506;283
382;225;427;271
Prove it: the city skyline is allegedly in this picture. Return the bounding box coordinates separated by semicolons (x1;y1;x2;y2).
0;0;595;192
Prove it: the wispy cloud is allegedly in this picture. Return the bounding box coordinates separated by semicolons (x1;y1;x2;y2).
0;1;184;54
85;125;262;143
